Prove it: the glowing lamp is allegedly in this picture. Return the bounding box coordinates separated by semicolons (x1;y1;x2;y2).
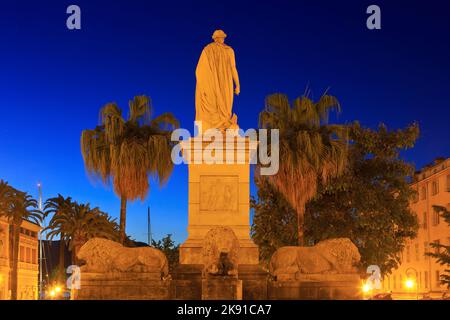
405;279;415;289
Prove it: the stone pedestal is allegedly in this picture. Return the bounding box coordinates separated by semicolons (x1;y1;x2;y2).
171;264;269;300
76;272;171;300
179;136;259;265
202;278;243;300
238;264;268;300
268;274;362;300
171;264;203;300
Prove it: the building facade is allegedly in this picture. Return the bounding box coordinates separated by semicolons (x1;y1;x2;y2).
384;157;450;297
0;217;41;300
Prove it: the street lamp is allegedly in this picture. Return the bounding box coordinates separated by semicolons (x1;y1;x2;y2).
362;283;371;294
405;267;419;300
405;279;414;289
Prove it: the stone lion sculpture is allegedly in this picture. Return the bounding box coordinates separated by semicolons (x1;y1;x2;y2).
202;226;240;277
77;238;169;277
269;238;361;280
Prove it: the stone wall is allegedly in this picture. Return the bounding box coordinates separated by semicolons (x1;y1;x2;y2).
268;274;362;300
76;273;171;300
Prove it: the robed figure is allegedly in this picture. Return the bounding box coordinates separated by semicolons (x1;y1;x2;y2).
195;30;241;132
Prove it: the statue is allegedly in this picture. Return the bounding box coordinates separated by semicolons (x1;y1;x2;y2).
269;238;361;281
77;238;169;278
195;30;241;132
202;226;239;277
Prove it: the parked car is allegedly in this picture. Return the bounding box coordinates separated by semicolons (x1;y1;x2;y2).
370;293;393;300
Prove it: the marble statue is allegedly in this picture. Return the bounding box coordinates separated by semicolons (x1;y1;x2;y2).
269;238;361;280
195;30;241;132
77;238;169;277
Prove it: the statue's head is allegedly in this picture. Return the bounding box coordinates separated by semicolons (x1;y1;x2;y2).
212;29;227;44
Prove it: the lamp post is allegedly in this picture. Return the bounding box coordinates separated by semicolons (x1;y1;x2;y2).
405;267;419;300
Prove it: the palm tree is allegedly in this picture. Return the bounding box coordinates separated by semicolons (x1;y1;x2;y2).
258;93;348;245
45;202;119;264
81;95;179;243
44;195;74;281
0;183;42;300
0;180;13;209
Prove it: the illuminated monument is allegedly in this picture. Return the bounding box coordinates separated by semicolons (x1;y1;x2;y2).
74;30;360;300
174;30;266;300
179;30;259;265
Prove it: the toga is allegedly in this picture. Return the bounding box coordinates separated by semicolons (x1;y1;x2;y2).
195;42;237;132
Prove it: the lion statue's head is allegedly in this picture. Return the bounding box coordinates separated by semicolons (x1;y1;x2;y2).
316;238;361;273
202;226;240;277
77;238;122;272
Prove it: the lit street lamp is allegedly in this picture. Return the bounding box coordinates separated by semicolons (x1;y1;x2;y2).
405;267;419;300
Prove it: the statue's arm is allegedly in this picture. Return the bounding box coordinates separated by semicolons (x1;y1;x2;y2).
230;49;240;95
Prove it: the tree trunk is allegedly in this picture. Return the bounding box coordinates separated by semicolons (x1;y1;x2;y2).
58;236;65;281
71;248;77;266
10;223;20;300
297;210;304;246
119;195;127;244
71;245;80;266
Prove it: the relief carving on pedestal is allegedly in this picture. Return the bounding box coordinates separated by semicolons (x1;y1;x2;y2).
200;176;238;212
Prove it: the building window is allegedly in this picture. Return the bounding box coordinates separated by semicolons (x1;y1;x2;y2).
393;275;397;289
418;272;422;289
436;271;441;287
424;242;429;258
406;245;411;263
447;175;450;191
421;186;427;200
423;212;428;229
19;245;25;262
432;209;440;226
415;243;420;261
32;248;37;264
425;271;428;288
431;180;439;195
412;188;419;203
26;247;31;263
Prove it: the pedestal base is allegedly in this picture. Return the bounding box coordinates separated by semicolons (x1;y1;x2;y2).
76;273;171;300
180;238;259;265
268;274;362;300
171;264;268;300
202;278;242;300
181;136;258;265
238;264;268;300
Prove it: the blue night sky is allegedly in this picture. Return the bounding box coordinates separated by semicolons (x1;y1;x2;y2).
0;1;449;244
